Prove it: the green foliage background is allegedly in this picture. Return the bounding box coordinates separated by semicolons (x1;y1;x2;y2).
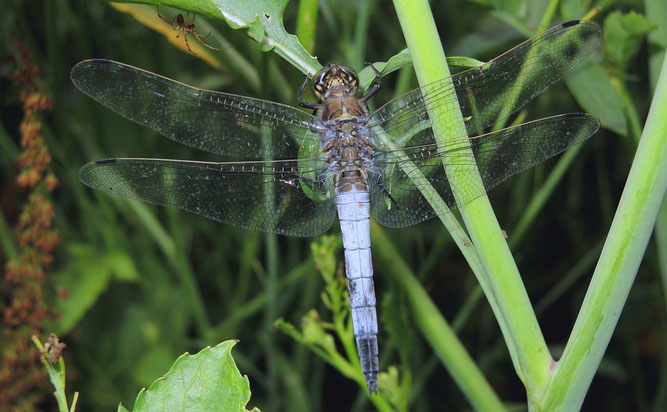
0;0;665;410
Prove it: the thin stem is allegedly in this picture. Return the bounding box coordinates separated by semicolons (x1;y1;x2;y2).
32;336;70;412
537;0;560;32
295;0;318;54
451;286;484;333
511;145;583;247
534;242;603;315
350;0;375;69
614;77;644;142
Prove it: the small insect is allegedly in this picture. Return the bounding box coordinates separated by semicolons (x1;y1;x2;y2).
157;6;225;55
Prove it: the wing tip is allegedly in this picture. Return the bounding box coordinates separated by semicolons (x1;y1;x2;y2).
563;112;601;129
79;158;118;187
70;59;118;86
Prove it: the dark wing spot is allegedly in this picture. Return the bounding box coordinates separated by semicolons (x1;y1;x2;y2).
561;20;581;28
564;44;579;59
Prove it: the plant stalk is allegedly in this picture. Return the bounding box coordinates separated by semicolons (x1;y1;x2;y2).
392;0;552;398
542;51;667;410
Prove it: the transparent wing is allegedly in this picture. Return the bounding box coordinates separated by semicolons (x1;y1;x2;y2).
368;20;601;146
79;157;336;237
369;113;600;228
70;59;323;159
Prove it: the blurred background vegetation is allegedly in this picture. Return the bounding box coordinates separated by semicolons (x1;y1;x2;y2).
0;0;665;410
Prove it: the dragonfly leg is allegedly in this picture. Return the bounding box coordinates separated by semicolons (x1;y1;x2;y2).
360;62;381;103
297;74;320;110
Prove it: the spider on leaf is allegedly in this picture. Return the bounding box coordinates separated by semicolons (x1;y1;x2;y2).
157;6;227;55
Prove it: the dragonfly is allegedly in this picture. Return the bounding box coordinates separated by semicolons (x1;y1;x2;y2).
71;20;601;394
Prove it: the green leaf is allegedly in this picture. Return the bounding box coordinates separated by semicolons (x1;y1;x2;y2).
359;49;412;91
359;49;483;92
211;0;321;75
132;340;259;412
604;11;656;69
50;244;139;334
566;62;627;136
446;56;485;68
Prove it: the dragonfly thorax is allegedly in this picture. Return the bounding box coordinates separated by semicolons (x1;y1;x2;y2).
322;128;374;189
318;96;369;121
341;146;358;162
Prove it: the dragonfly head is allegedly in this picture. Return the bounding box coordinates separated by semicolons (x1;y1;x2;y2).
312;64;359;101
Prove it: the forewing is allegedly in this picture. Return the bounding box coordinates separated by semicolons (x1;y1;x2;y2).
70;59;322;159
370;114;600;228
368;20;601;146
79;158;336;237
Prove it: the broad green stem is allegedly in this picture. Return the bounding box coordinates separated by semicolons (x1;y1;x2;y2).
542;52;667;410
392;0;551;398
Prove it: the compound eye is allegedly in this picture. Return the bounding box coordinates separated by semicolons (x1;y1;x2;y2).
338;66;358;88
312;67;330;100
